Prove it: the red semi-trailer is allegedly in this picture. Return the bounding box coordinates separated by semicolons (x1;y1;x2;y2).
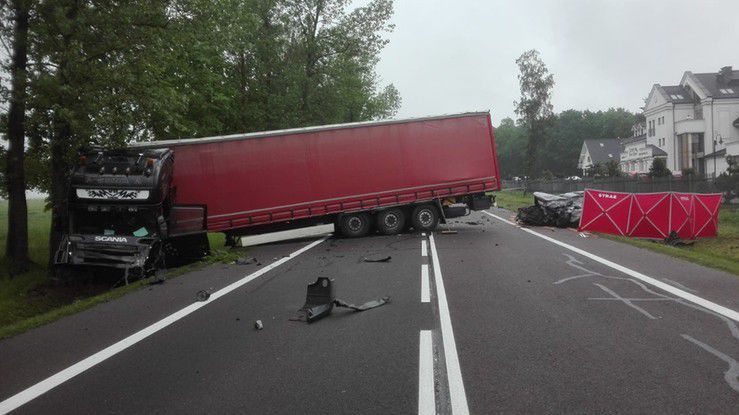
138;111;499;237
58;112;500;273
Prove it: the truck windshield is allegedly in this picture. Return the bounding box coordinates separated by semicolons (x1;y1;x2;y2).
72;208;158;237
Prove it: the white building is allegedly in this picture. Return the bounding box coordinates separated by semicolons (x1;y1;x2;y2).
577;138;621;174
619;122;667;175
642;66;739;177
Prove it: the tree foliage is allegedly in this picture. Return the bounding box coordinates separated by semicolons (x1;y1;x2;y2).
495;108;636;178
0;0;399;275
514;49;554;177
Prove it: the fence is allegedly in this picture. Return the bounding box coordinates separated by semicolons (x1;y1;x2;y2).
501;176;720;194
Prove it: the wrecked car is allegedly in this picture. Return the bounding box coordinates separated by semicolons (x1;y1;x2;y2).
516;191;583;228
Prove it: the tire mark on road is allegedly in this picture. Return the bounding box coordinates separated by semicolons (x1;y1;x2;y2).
682;334;739;393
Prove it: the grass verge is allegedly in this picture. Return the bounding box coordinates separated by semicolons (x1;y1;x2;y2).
0;200;243;340
493;190;739;276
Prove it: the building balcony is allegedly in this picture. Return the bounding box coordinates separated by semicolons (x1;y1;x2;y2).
675;118;705;135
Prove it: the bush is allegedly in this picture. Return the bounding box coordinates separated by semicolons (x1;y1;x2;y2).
648;158;672;177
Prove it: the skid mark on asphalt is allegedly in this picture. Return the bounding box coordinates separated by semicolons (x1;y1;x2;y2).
556;253;739;394
682;334;739;393
592;283;658;319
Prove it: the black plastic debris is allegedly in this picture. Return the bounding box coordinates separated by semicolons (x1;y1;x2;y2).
664;231;695;247
516;191;583;228
234;257;258;265
196;290;210;301
363;256;392;263
291;277;389;323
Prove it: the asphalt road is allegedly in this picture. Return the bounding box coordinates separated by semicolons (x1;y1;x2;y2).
1;207;738;414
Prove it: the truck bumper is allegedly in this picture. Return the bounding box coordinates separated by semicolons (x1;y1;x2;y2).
54;235;159;271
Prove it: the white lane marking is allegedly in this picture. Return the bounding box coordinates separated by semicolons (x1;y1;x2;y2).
421;264;431;303
421;239;428;257
418;330;436;415
483;211;739;323
0;236;329;415
428;234;469;415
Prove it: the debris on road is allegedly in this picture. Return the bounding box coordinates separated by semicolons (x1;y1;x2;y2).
254;320;264;330
291;277;390;323
234;257;258;265
333;297;390;311
578;232;589;238
363;255;392;263
516;191;583;228
196;290;211;302
465;221;481;225
441;229;458;234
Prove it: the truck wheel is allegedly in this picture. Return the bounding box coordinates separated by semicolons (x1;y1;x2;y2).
339;212;371;237
411;204;439;232
376;208;406;235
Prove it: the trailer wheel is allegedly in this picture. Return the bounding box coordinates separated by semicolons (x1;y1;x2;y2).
411;204;439;232
339;212;371;237
376;208;406;235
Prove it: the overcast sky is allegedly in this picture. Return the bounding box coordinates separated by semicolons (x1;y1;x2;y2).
373;0;739;125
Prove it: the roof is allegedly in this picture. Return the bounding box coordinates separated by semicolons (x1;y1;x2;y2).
583;139;621;164
659;85;693;104
620;134;647;147
690;69;739;99
131;111;491;148
647;145;667;157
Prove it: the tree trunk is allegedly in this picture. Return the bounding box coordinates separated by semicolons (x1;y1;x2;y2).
5;0;31;275
47;126;70;275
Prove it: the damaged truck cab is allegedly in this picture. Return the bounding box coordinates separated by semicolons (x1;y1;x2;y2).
54;148;209;277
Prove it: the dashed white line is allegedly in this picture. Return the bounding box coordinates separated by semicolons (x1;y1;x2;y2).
418;330;436;415
0;236;330;415
421;264;431;303
421;239;428;257
428;234;469;415
483;210;739;323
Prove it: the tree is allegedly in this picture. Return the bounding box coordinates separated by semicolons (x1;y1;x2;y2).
514;49;554;178
3;0;31;275
648;158;672;177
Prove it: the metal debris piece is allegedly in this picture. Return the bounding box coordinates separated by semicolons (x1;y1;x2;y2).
441;229;458;234
254;320;264;330
333;296;390;311
291;277;335;323
291;277;390;323
363;256;392;263
196;290;210;301
465;221;481;225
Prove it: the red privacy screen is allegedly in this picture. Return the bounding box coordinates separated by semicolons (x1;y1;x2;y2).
578;190;722;239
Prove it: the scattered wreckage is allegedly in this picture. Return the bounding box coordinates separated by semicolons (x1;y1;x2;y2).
516;191;584;228
291;277;390;323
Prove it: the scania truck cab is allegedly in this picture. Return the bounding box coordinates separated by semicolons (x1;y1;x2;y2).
54;148;209;277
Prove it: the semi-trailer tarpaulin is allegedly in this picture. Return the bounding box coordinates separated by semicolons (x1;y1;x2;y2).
578;190;721;239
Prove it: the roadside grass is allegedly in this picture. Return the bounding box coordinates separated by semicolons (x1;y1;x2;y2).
0;200;243;340
493;189;533;212
493;190;739;276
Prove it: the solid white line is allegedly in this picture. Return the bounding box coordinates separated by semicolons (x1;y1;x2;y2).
418;330;436;415
483;211;739;323
0;236;329;415
428;234;469;415
421;240;428;257
421;264;431;303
